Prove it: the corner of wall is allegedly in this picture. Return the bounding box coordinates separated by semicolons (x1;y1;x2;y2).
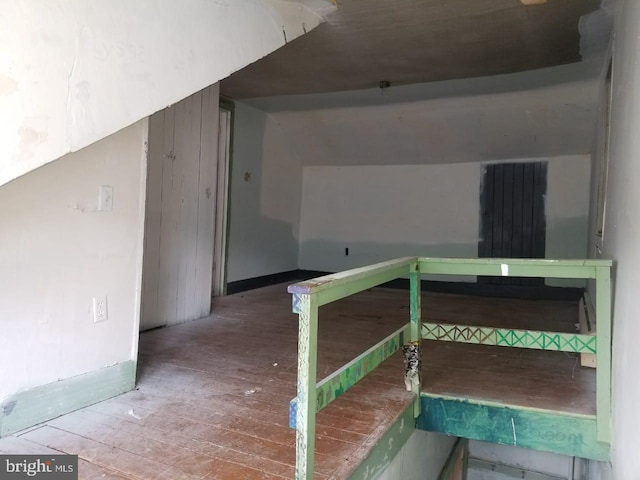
131;117;149;353
226;102;302;282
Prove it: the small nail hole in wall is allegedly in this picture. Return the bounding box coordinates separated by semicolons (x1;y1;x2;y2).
244;172;251;182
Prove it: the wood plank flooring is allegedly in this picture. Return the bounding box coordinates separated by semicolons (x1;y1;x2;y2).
0;285;595;479
421;292;596;415
0;285;413;479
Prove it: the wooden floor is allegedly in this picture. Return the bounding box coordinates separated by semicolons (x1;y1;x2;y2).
0;285;414;479
422;292;596;415
0;285;595;479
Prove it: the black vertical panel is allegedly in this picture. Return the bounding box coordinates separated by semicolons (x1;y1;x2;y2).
520;163;536;286
478;165;495;258
511;164;524;258
479;162;547;287
511;163;524;285
502;163;515;258
521;163;535;259
478;166;492;285
478;165;493;284
492;164;504;258
532;163;548;259
492;164;505;285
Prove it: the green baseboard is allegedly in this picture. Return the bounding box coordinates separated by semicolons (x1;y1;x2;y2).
0;360;136;437
347;400;416;480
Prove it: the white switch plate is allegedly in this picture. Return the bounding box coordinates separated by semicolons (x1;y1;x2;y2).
93;296;108;323
99;185;113;211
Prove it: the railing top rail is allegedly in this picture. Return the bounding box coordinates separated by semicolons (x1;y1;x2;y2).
419;257;612;267
288;257;418;296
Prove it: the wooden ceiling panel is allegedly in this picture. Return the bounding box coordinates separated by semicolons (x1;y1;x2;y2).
221;0;600;98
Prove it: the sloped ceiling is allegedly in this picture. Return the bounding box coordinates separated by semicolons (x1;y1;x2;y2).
221;0;601;98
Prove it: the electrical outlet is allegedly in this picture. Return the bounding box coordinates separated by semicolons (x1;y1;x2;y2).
93;296;108;323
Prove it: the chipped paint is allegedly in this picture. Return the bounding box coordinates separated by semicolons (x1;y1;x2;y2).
418;394;609;461
289;323;410;428
289;257;611;476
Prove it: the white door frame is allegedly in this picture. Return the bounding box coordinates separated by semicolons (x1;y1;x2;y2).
212;102;233;296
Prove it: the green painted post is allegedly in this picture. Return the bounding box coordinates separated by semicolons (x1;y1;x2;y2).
409;261;422;417
295;294;319;480
595;266;612;444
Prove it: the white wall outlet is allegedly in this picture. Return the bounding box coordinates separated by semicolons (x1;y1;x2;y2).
98;185;113;211
93;296;108;323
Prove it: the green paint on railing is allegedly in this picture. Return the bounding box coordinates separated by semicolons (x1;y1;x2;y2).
290;259;416;479
595;265;612;443
409;261;422;417
418;394;609;461
289;323;411;429
288;257;612;479
290;259;417;308
315;323;410;412
422;323;597;353
294;293;318;480
419;257;611;279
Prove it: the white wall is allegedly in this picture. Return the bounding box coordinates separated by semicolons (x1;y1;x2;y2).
141;84;219;330
222;67;599;283
299;163;480;273
467;441;577;479
248;62;600;168
299;156;591;276
545;155;592;287
226;102;302;282
0;0;329;187
0;120;147;400
598;0;640;477
587;62;612;268
546;156;592;261
229;68;599;282
376;431;456;480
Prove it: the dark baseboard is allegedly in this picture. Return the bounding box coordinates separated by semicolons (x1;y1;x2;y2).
298;269;333;280
226;270;298;294
226;269;583;301
226;270;329;295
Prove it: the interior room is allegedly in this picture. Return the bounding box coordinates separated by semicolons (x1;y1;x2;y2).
1;0;640;479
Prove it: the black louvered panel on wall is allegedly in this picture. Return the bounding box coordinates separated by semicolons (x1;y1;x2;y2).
478;162;547;286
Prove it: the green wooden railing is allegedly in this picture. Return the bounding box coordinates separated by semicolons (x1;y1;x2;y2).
288;257;421;479
288;257;612;480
